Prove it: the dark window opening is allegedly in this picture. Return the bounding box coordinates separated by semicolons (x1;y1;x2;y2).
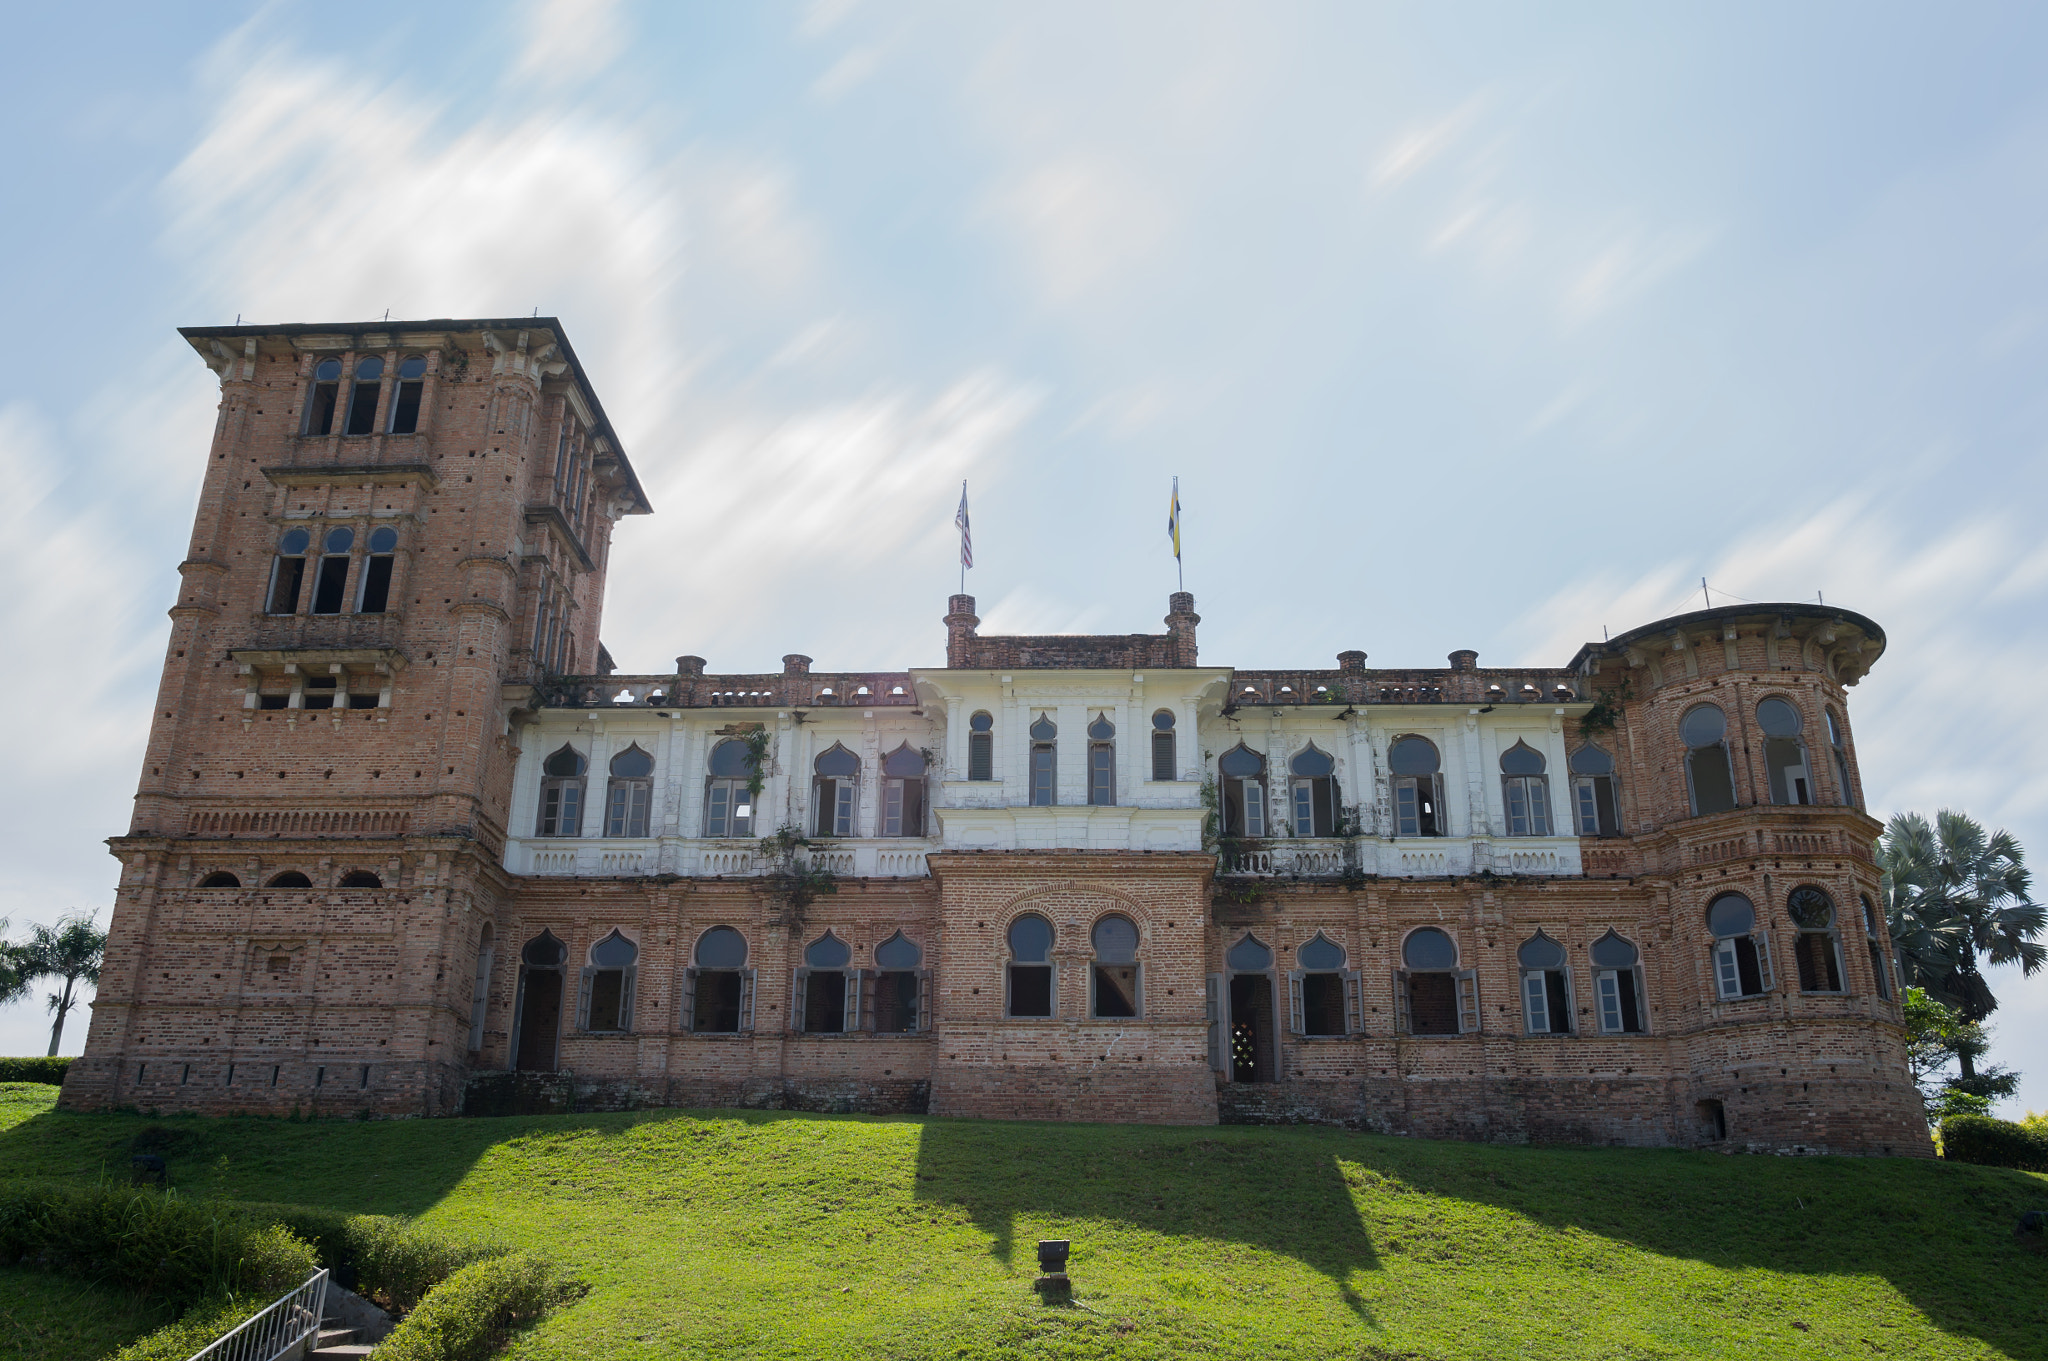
302;677;336;710
874;971;920;1032
813;744;858;836
1151;710;1176;782
1087;715;1115;806
587;972;625;1031
1408;972;1460;1035
1571;744;1620;836
258;695;289;710
268;556;306;615
359;555;394;614
1869;941;1891;1000
348;693;380;710
311;526;354;615
1228;972;1275;1082
1682;704;1737;815
337;870;381;888
1093;966;1138;1017
1759;698;1812;806
303;359;341;435
803;970;846;1033
1028;715;1056;806
882;745;926;836
266;871;312;888
1697;1098;1727;1142
1008;964;1052;1017
198;871;240;888
1301;972;1345;1035
1790;885;1843;993
1290;746;1337;835
968;711;994;781
1219;744;1266;836
692;971;742;1031
1389;736;1444;836
344;356;384;435
388;356;426;433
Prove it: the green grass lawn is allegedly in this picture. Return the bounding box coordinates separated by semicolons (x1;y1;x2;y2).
1;1082;2043;1360
0;1261;170;1361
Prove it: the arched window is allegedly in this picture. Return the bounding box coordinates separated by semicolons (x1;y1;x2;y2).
873;931;926;1033
467;923;494;1053
1517;931;1571;1034
1028;716;1057;806
344;354;384;435
796;931;854;1033
1398;927;1475;1035
266;871;312;889
1789;886;1844;993
686;926;752;1033
605;744;654;837
1289;746;1338;837
967;711;995;781
1090;915;1140;1018
1860;893;1893;1001
311;526;355;615
1220;934;1277;1082
1218;745;1267;837
1288;932;1356;1037
303;358;342;436
513;930;567;1071
1500;741;1551;837
198;871;240;888
358;526;398;614
388;355;427;434
1006;914;1054;1018
578;930;639;1032
1389;736;1446;837
536;745;587;837
704;739;756;838
267;528;311;615
1151;710;1177;782
813;744;859;836
1087;715;1116;806
882;744;927;836
1707;892;1773;999
1757;697;1813;805
337;870;382;888
1681;704;1737;816
1590;930;1646;1033
1826;707;1856;807
1570;745;1619;836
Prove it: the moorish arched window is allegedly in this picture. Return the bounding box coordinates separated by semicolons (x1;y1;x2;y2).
537;745;587;837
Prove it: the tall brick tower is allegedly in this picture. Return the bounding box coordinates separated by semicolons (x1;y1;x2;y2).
63;319;648;1115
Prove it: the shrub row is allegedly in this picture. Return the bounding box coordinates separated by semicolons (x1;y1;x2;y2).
0;1056;73;1084
1939;1114;2048;1171
110;1295;267;1361
377;1253;579;1361
235;1202;509;1312
0;1181;315;1305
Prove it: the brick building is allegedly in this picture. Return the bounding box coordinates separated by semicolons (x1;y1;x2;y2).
62;317;1927;1155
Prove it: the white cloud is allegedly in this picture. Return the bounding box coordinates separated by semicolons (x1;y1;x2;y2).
1371;96;1489;191
512;0;626;88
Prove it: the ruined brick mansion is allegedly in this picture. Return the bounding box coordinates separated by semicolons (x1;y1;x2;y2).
62;317;1927;1155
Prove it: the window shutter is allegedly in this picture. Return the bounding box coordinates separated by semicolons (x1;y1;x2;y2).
576;967;595;1031
1433;774;1449;834
739;969;756;1031
1245;780;1265;836
681;967;697;1032
1286;970;1305;1034
1631;967;1648;1033
1713;940;1739;999
1342;969;1363;1034
917;969;932;1031
1456;970;1479;1034
1756;933;1775;992
1393;969;1410;1034
791;968;809;1032
1596;972;1620;1034
847;969;869;1033
1206;973;1225;1073
619;967;637;1032
1522;971;1548;1033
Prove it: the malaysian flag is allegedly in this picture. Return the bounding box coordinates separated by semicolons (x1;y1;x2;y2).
955;481;973;569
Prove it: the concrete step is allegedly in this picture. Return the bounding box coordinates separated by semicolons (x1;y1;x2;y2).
316;1326;359;1347
312;1345;376;1360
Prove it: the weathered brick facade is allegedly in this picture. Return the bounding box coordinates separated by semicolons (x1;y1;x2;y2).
62;317;1926;1157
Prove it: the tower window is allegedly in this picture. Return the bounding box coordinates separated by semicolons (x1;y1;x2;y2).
795;932;853;1034
301;675;338;710
967;711;994;781
872;931;925;1033
1151;710;1176;782
1087;715;1115;807
1398;927;1476;1035
1757;697;1812;805
1499;741;1551;836
1089;914;1141;1018
344;355;384;436
267;528;310;615
536;745;587;837
705;739;756;838
1681;704;1737;816
302;358;341;436
1219;744;1267;836
1517;931;1571;1034
685;926;752;1033
1826;707;1856;807
1589;930;1646;1033
388;356;426;434
605;745;654;837
882;744;927;836
1570;744;1619;836
1389;736;1445;837
1708;892;1772;999
1789;886;1844;993
1006;914;1055;1018
1289;932;1356;1037
813;744;859;837
358;526;398;614
579;930;639;1033
1028;716;1057;807
311;527;354;615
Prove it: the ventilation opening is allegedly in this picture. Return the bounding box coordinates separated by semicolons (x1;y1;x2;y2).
1697;1098;1727;1142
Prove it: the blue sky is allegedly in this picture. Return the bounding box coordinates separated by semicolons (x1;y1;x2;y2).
3;1;2045;1110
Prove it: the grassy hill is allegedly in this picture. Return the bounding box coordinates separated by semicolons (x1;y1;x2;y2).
1;1083;2043;1360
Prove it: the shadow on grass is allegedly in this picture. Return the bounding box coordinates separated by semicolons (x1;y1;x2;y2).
910;1118;1381;1318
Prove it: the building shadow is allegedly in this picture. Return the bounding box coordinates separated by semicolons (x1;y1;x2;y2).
909;1117;1381;1317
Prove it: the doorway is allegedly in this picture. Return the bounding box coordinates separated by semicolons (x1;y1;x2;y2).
1229;973;1275;1083
513;929;567;1072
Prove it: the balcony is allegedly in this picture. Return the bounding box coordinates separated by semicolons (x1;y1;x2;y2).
242;612;406;654
1217;836;1583;879
505;836;934;879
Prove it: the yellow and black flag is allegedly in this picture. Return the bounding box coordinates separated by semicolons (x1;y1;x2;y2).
1167;476;1183;589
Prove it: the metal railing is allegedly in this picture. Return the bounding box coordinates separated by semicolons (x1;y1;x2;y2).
188;1269;328;1361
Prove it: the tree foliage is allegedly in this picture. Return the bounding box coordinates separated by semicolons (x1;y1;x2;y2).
1901;986;2019;1125
15;912;107;1056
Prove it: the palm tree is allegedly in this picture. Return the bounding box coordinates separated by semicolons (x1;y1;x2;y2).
18;913;107;1057
1879;810;2044;1078
0;917;28;1009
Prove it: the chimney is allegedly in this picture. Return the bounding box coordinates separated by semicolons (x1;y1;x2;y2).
1337;650;1367;673
944;595;980;668
783;654;813;675
675;656;707;677
1166;592;1200;667
1448;649;1478;672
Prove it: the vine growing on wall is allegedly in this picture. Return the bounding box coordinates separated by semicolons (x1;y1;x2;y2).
1578;673;1634;737
741;725;772;797
762;823;836;935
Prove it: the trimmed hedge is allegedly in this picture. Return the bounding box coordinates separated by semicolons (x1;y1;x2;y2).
109;1295;266;1361
0;1182;316;1305
0;1056;72;1084
376;1253;577;1361
1939;1114;2048;1172
235;1202;507;1313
